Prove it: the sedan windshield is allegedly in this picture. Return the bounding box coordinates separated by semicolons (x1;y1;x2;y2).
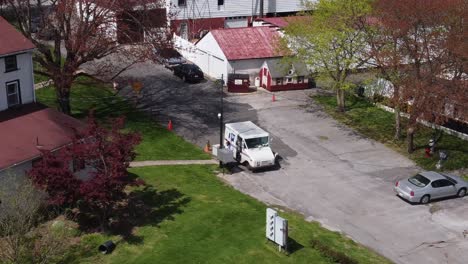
408;174;430;187
245;137;269;149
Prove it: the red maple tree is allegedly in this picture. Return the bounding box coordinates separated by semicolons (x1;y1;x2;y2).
28;115;142;229
369;0;467;152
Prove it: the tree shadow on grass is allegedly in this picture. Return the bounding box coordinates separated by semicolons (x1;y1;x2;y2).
105;183;191;244
74;172;191;246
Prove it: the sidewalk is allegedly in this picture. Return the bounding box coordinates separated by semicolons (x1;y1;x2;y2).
130;159;218;167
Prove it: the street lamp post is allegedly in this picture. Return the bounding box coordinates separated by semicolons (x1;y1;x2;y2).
218;75;224;168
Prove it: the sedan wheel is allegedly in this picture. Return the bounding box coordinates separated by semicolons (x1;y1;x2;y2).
420;195;430;204
457;188;467;198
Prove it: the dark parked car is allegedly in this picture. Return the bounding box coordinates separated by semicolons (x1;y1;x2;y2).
164;56;186;70
156;49;186;70
173;64;204;83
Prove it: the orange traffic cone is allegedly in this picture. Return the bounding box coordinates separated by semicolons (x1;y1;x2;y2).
204;141;212;153
272;93;276;102
167;120;173;131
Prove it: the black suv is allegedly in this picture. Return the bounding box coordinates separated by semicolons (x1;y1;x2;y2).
173;64;204;83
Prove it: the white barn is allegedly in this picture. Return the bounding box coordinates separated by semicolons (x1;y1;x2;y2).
187;26;284;84
167;0;310;39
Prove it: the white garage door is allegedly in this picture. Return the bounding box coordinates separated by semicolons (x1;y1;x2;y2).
225;17;248;28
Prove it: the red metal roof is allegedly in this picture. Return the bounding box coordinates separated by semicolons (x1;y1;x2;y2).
210;27;284;60
254;16;310;29
0;16;35;56
0;104;85;170
258;17;289;28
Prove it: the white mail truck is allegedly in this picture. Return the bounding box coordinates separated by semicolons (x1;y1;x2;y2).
224;121;277;170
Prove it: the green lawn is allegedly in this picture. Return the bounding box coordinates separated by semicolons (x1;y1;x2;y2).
35;77;210;161
66;165;390;264
33;60;50;84
313;94;468;171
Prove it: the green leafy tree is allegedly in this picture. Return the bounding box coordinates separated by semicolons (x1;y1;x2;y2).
283;0;373;112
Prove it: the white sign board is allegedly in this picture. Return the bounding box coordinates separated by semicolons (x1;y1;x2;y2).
274;216;288;247
266;208;277;241
234;79;243;85
266;208;288;250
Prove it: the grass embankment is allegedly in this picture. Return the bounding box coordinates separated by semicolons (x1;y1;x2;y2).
35;76;210;161
65;165;390;264
314;94;468;171
33;60;50;84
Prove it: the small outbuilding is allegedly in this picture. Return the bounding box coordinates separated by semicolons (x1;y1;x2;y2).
260;59;310;91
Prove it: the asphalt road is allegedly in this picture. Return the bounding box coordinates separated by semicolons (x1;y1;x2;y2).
118;61;468;264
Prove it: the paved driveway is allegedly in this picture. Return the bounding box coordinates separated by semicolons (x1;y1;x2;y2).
118;62;468;264
222;91;468;264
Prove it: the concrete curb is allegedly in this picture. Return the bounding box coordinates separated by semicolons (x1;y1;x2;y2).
130;159;218;167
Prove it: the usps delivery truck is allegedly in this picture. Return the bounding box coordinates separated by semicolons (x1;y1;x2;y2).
224;121;277;170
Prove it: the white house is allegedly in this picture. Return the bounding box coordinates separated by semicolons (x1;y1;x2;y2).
0;17;36;112
0;17;85;182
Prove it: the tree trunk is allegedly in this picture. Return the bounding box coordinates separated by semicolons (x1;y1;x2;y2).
407;126;415;153
336;89;345;112
57;89;71;115
394;106;401;140
54;77;73;115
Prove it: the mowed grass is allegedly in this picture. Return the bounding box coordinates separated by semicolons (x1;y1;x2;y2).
68;165;391;264
35;76;209;160
313;94;468;171
33;60;50;84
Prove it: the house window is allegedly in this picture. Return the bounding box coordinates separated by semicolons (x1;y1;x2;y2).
6;81;21;107
4;55;18;72
180;22;188;39
276;78;283;85
218;0;224;5
286;77;293;83
178;0;186;6
297;76;304;83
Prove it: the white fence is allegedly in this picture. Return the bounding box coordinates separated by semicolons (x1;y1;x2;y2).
173;35;227;82
376;103;468;141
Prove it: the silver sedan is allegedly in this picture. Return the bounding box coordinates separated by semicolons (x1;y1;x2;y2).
394;171;468;204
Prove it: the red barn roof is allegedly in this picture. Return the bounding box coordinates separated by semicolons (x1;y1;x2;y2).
257;17;290;28
0;16;35;56
210;27;284;61
254;16;311;29
0;104;85;170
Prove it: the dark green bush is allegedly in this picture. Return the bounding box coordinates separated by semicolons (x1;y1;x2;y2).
310;238;358;264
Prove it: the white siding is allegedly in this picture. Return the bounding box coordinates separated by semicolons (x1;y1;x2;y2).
176;33;228;81
169;0;306;20
0;52;35;112
268;0;308;14
228;58;266;83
